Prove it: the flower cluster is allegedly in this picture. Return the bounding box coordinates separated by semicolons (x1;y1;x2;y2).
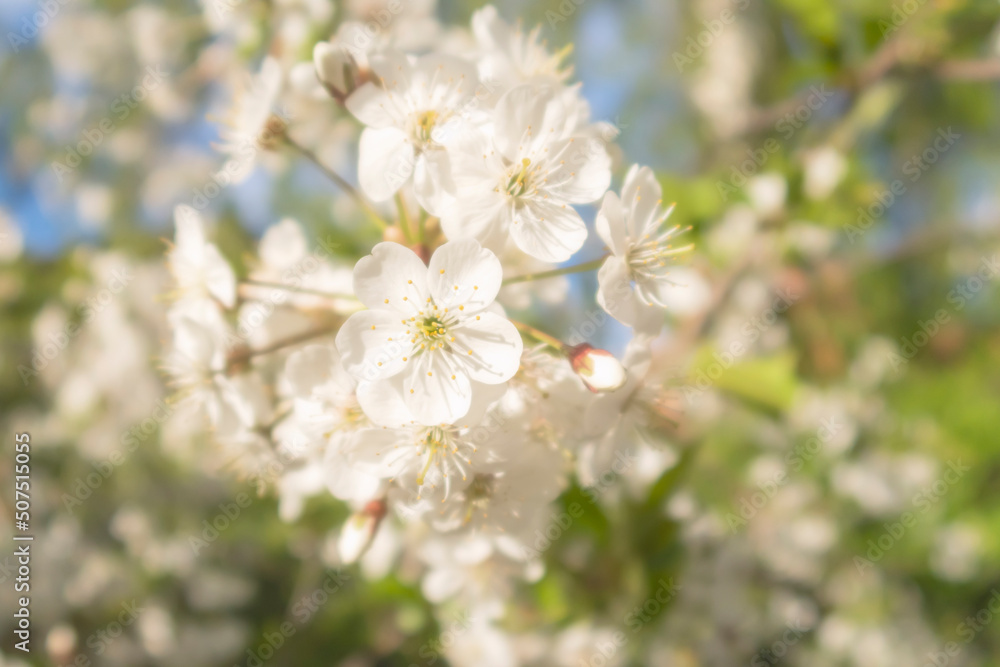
163;4;689;655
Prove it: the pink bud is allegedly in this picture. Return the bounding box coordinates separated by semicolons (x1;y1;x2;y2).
314;42;359;100
338;499;386;564
568;344;627;393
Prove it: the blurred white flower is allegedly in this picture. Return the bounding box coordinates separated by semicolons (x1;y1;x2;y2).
442;84;611;262
596;164;692;331
167;206;236;308
345;50;479;213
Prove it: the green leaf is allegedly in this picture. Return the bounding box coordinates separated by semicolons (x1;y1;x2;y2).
692;348;800;413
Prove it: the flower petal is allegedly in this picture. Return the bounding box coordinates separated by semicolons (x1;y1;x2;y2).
440;189;508;252
427;239;502;312
352;242;430;313
174;205;208;249
460;381;507;427
452;312;522;385
259;218;308;270
324;434;383;502
345;81;398;127
543;137;611;204
283;344;339;397
402;352;473;425
356;375;415;427
357;126;414;202
410;52;478;110
201;245;237;307
509;199;588;263
596;255;639;326
493;85;561;159
413;149;454;218
621;164;663;239
595;191;627;257
347;427;414;479
335;309;411;382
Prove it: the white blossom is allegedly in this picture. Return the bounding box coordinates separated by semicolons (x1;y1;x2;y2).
345;50;479;214
442;84;611;262
336;240;522;426
596;164;691;331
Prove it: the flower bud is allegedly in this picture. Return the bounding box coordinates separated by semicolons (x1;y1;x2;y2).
314;42;359;101
338;499;386;564
568;344;627;393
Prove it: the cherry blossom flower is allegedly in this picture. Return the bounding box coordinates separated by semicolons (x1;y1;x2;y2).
345;50;479;214
472;4;573;93
336;240;522;426
441;84;611;262
596;164;692;330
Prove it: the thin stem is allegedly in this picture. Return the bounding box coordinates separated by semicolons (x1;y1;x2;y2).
510;319;567;353
284;135;388;231
395;193;415;244
226;325;337;370
502;256;608;286
418;210;428;245
240;279;357;301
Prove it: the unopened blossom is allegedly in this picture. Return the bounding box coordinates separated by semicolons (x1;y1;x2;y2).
167;206;236;308
596;164;691;330
313;41;360;100
568;344;628;393
345;50;479;214
442;84;611;262
335;240;522;426
338;499;387;564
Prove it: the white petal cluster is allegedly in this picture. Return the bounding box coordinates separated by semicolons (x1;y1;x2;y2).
162;2;689;656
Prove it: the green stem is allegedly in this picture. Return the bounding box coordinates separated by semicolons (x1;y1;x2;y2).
510;319;568;353
240;279;357;301
395;193;415;244
418;210;428;245
502;256;608;286
284;136;388;231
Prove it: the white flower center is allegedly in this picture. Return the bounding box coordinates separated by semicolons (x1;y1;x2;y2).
408;109;446;148
624;202;689;290
502;157;538;200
